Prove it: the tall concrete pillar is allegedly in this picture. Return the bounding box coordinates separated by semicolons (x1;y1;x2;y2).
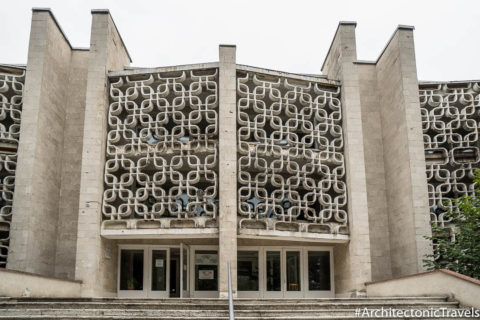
218;45;238;298
8;8;74;276
356;61;393;282
54;49;89;280
375;26;432;277
74;10;130;297
321;22;372;294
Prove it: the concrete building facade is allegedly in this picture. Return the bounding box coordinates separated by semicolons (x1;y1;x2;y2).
0;8;478;298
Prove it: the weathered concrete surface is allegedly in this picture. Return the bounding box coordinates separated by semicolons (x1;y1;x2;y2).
366;269;480;309
74;10;130;297
54;49;89;280
218;45;237;298
375;27;432;277
0;268;81;298
356;63;393;282
8;9;74;276
0;296;460;318
322;22;373;295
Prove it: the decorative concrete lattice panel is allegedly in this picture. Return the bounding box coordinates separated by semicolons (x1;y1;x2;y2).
103;69;219;229
236;71;347;234
0;68;24;267
420;82;480;226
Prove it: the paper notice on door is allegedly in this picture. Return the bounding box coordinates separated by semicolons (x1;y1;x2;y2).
198;269;214;280
155;259;164;268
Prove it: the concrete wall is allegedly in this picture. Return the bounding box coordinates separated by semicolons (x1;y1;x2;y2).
322;22;373;294
322;24;433;283
8;9;75;276
366;269;480;309
74;10;130;297
218;45;237;298
375;27;432;277
0;268;81;298
54;50;89;280
356;63;393;281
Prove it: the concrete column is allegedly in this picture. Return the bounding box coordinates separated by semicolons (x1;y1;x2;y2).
74;10;130;297
54;49;89;280
356;62;393;282
218;45;237;298
321;22;372;295
375;26;432;277
8;8;72;275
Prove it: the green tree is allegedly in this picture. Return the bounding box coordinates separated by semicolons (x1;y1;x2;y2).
424;170;480;280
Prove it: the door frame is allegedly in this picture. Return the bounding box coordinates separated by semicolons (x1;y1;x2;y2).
180;243;190;298
303;247;335;298
117;245;149;298
236;248;262;298
283;247;303;298
118;244;183;298
189;245;219;298
147;246;170;298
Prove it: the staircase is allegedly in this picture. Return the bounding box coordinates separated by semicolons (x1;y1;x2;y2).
0;296;466;319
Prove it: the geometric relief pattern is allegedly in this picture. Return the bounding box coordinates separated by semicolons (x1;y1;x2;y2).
420;82;480;227
237;71;347;234
103;69;218;228
0;68;24;267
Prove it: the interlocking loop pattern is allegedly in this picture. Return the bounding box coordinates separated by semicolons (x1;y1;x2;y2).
420;82;480;227
0;68;24;267
237;72;347;234
103;69;219;225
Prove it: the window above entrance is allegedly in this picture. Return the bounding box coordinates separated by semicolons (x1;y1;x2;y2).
236;68;348;236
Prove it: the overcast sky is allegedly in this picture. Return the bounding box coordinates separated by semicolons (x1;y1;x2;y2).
1;0;479;81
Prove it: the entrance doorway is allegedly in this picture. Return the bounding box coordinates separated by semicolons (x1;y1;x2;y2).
118;245;190;298
237;246;333;298
191;247;219;298
117;244;220;298
117;245;330;298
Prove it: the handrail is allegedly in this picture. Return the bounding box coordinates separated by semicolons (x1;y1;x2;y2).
227;261;235;320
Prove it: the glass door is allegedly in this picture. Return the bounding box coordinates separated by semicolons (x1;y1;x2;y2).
180;244;190;298
264;250;282;298
118;248;147;298
284;249;302;298
237;250;260;298
148;248;169;298
192;249;218;298
304;250;333;297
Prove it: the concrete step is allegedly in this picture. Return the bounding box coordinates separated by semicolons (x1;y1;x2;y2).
0;316;468;320
0;296;450;301
233;296;450;304
0;296;452;308
0;296;466;320
0;305;461;317
0;301;458;312
0;301;459;311
0;301;458;311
